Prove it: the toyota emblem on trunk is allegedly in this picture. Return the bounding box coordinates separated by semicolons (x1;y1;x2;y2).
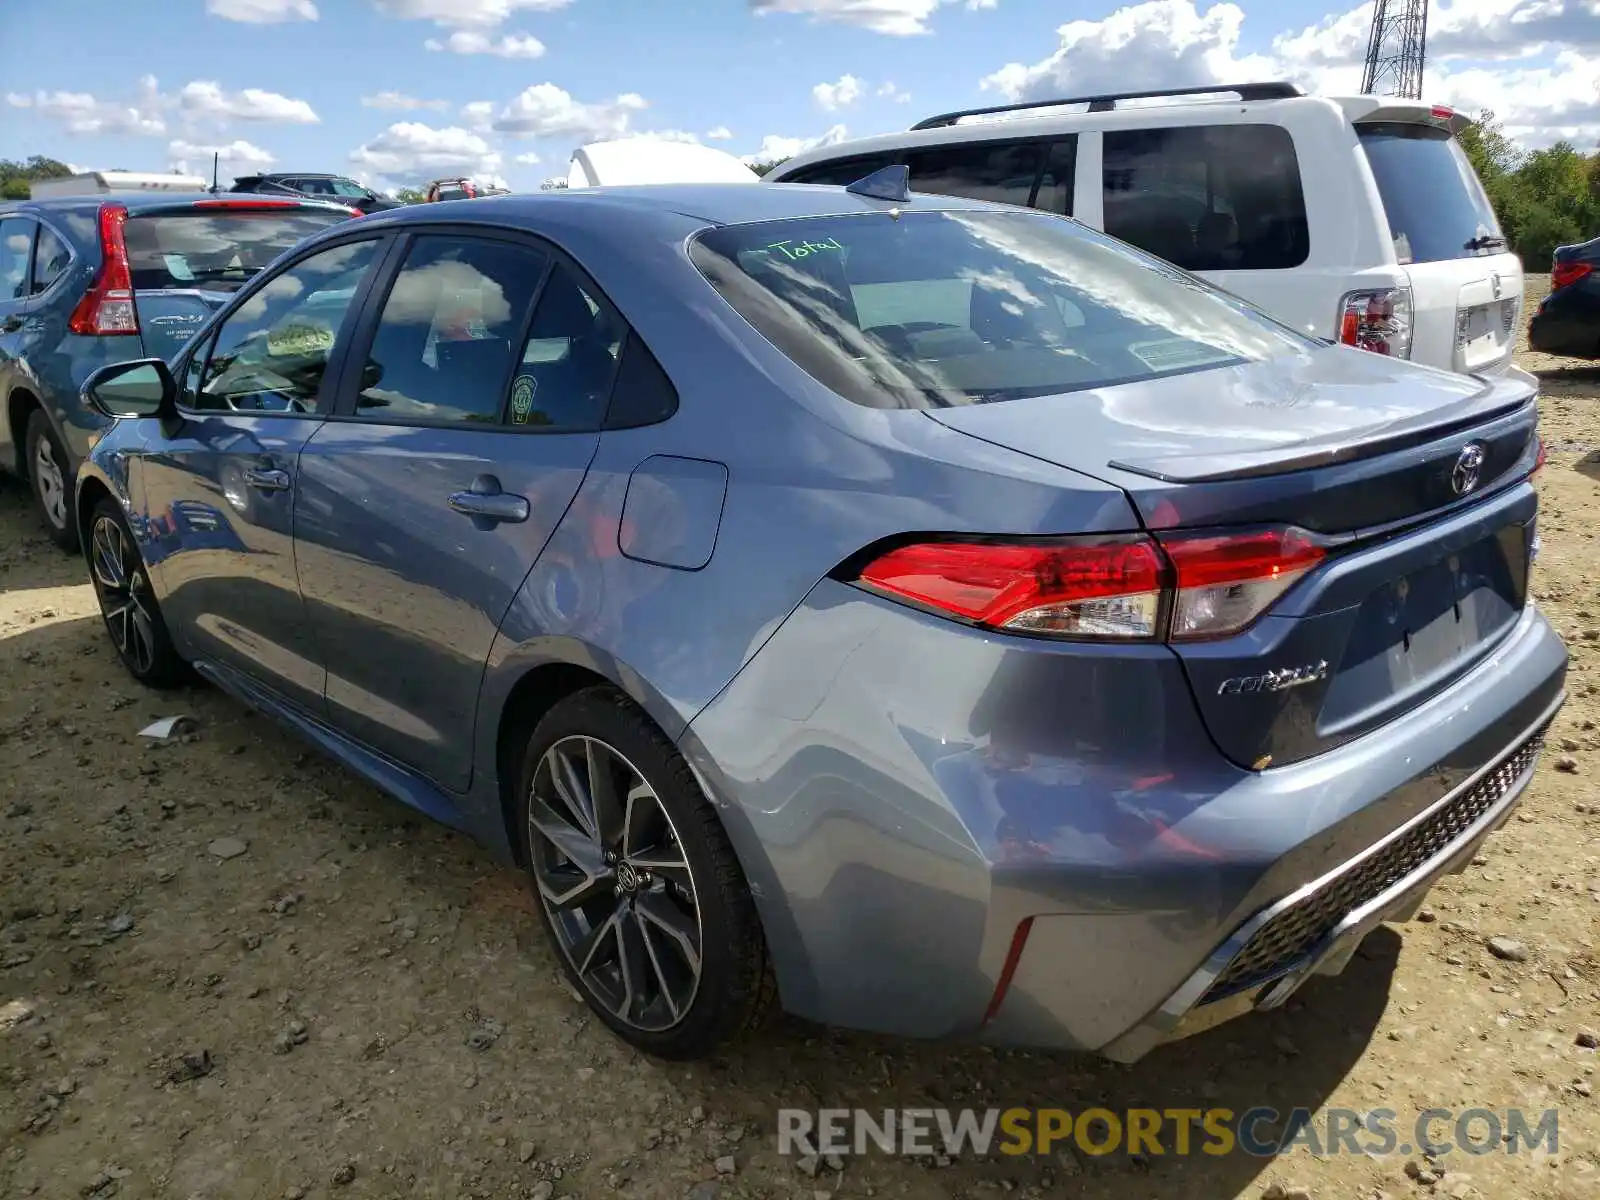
1451;443;1487;495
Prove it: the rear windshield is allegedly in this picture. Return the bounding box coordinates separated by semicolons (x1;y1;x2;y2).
688;209;1311;409
123;210;350;292
1357;123;1504;265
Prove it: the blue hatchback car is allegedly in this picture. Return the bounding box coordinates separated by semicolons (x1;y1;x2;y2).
75;180;1566;1061
0;192;355;549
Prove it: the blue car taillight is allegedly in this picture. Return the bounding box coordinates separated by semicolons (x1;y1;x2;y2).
851;526;1327;643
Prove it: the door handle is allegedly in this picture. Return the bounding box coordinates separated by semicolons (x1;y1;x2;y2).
243;466;290;492
448;474;529;529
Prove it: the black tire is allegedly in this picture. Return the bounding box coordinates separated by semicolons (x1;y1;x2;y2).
516;686;774;1059
86;497;188;689
25;409;77;552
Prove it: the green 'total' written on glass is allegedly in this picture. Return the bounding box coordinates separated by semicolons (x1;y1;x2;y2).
764;237;845;261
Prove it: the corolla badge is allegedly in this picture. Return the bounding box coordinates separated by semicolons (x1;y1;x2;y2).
1451;442;1487;496
1217;661;1329;696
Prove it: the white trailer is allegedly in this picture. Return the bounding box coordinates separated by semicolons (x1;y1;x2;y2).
29;171;209;198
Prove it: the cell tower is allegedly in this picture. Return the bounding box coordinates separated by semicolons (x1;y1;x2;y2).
1360;0;1429;99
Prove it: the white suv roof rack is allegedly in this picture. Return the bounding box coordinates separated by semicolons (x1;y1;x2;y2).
910;81;1305;131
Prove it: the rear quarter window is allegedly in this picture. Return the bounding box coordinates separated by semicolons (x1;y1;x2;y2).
1102;124;1310;272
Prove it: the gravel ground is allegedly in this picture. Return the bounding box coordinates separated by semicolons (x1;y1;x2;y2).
1;277;1597;1200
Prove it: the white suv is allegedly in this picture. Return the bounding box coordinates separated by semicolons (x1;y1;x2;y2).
768;83;1523;377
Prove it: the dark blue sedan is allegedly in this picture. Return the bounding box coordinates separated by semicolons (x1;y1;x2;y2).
1529;235;1600;359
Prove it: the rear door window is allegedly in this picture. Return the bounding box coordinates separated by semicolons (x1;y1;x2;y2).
1032;138;1077;215
1357;123;1504;264
123;209;353;292
904;140;1045;207
356;235;550;424
1102;125;1310;271
510;263;627;431
0;217;35;301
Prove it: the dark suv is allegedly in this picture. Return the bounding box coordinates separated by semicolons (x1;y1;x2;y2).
230;173;402;215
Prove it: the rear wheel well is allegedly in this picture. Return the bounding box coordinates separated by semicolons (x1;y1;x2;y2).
495;662;615;864
6;388;41;477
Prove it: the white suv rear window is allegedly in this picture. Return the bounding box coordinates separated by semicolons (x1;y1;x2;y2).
1357;123;1505;265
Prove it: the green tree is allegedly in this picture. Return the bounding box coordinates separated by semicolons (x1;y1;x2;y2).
0;154;74;200
393;187;426;204
746;158;787;177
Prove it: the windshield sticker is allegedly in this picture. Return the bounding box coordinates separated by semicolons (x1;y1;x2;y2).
510;374;538;424
764;237;845;261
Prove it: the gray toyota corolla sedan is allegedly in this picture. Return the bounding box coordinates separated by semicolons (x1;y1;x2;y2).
75;173;1566;1061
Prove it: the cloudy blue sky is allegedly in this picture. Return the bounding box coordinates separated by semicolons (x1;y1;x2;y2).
1;0;1595;193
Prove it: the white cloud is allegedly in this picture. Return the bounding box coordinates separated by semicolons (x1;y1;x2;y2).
372;0;571;27
424;30;546;56
168;138;278;180
744;123;850;164
705;125;734;140
206;0;317;20
1277;0;1600;70
813;74;865;111
349;122;504;182
8;84;166;136
492;84;648;139
460;100;497;132
637;129;702;143
877;80;912;102
980;0;1600;149
179;81;320;125
981;1;1273;103
748;0;988;36
513;150;543;164
363;90;449;111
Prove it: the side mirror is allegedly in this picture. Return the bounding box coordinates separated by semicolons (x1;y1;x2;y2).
81;359;177;420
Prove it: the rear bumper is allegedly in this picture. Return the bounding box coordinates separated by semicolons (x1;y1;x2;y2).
1097;698;1552;1061
684;585;1566;1055
1529;291;1600;359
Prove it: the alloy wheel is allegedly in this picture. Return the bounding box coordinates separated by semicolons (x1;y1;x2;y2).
529;735;703;1031
33;435;67;530
90;515;158;675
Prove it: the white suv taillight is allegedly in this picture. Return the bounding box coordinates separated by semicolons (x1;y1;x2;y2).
1336;287;1412;358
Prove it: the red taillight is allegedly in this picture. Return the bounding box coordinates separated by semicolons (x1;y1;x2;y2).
1336;287;1412;357
1551;260;1592;291
191;198;303;209
67;203;138;337
851;526;1324;642
1533;436;1547;475
1430;104;1455;121
1158;527;1326;640
857;537;1166;638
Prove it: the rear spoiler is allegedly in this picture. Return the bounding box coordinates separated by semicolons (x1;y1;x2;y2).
1108;372;1535;484
1334;96;1472;137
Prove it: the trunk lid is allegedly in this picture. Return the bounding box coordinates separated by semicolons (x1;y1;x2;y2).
926;348;1541;769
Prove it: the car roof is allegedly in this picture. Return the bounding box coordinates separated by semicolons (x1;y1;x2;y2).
362;182;1000;234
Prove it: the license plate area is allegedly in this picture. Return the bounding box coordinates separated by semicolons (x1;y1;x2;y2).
1319;524;1526;733
1456;300;1514;370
